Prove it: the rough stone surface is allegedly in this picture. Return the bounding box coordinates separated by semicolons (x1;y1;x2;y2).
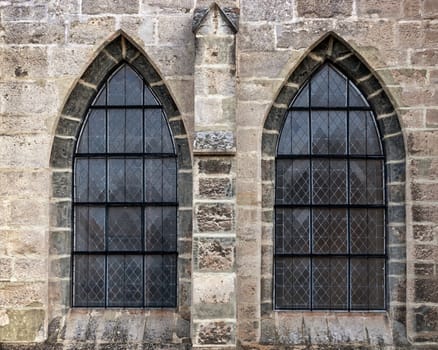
0;0;435;348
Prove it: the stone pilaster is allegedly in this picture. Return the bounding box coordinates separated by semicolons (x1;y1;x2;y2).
192;3;239;348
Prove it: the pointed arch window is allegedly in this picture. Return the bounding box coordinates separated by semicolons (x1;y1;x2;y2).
275;64;386;310
73;63;177;308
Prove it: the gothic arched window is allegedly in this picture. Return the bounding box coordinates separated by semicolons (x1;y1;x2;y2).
72;63;177;308
275;63;386;310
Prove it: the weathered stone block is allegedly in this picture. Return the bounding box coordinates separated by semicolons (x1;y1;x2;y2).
194;237;234;271
146;45;195;76
50;137;75;169
0;22;65;45
0;259;12;280
357;0;402;18
178;172;193;207
158;15;192;46
415;278;438;303
143;0;194;13
196;203;234;232
82;0;139;14
69;17;116;44
241;0;294;21
196;321;234;345
50;200;71;229
240;51;292;79
194;131;235;153
414;263;434;276
0;46;48;80
197;68;235;99
413;224;435;242
199;178;233;199
0;81;58;115
403;0;421;18
193;273;235;318
198;159;232;174
424;0;438;18
415;305;438;332
297;0;353;17
14;258;46;281
0;309;45;342
276;20;334;50
239;23;275;52
413;205;438;222
195;36;235;66
143;311;175;343
410;158;438;180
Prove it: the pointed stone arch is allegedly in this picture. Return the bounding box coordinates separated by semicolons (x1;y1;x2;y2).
260;33;407;347
48;34;192;346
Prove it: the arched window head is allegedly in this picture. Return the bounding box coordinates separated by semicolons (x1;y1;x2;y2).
73;63;177;308
275;63;386;311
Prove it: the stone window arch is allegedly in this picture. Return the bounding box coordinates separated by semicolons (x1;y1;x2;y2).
49;34;192;341
261;33;407;345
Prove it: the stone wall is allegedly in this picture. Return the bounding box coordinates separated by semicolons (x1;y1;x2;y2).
0;0;436;349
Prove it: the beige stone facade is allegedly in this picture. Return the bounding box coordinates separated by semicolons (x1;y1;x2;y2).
0;0;437;349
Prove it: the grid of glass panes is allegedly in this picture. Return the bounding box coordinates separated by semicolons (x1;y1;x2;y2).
73;64;177;307
275;64;386;310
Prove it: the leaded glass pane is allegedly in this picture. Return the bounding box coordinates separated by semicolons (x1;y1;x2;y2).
351;258;385;309
107;207;142;251
125;66;143;105
292;84;309;107
310;65;329;107
313;209;348;254
313;258;348;309
74;255;105;307
311;111;329;154
329;111;347;154
276;159;310;205
275;208;310;254
328;66;347;107
107;255;143;307
145;206;177;252
75;206;105;251
275;257;310;309
145;255;177;307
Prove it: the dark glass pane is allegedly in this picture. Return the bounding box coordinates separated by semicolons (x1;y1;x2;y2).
366;112;382;155
351;258;385;310
368;258;385;309
74;255;105;307
311;111;329;154
107;207;142;251
125;109;143;153
350;160;383;205
125;158;143;202
351;209;385;254
108;66;125;105
292;84;309;107
366;160;384;204
75;158;106;202
145;85;159;106
349;81;368;107
275;257;310;309
329;111;347;154
328;66;347;107
277;113;292;155
145;158;177;202
313;257;348;309
145;109;164;153
312;160;347;205
125;66;143;105
350;160;367;204
94;86;106;106
310;65;329;107
291;111;309;154
145;206;177;252
108;158;125;202
276;159;310;205
313;209;348;254
108;109;125;153
77;110;106;153
107;255;143;307
161;112;174;154
145;255;177;307
275;208;310;254
349;111;367;155
75;206;105;251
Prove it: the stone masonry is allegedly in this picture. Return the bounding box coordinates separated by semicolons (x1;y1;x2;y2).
0;0;436;349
